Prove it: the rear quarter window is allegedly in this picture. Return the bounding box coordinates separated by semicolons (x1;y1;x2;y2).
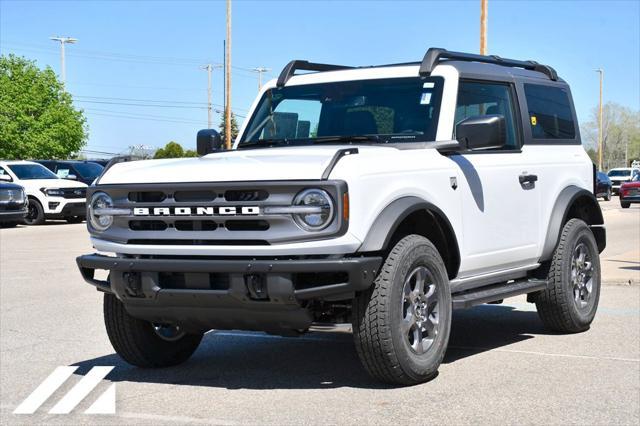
524;84;576;141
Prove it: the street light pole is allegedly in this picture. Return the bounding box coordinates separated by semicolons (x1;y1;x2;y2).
201;64;222;128
595;68;604;170
49;36;77;84
480;0;488;55
225;0;232;150
252;67;271;91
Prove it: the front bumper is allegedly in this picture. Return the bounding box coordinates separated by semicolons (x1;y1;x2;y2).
76;254;382;332
0;209;27;222
46;201;86;218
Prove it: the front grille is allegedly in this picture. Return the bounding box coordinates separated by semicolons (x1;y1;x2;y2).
62;188;86;199
91;181;347;246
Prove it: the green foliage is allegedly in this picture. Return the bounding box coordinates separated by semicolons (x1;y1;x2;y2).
153;141;199;159
154;141;184;159
218;108;239;145
582;102;640;170
0;54;87;159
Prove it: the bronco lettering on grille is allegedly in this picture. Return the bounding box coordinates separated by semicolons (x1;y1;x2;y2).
133;206;260;216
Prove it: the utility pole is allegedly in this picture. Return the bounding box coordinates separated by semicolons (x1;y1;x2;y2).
480;0;488;55
49;36;77;84
595;68;604;170
201;64;222;128
225;0;232;150
252;67;271;91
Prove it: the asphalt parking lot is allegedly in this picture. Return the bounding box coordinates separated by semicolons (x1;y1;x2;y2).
1;200;638;425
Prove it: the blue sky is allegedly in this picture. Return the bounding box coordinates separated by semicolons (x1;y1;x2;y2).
1;0;639;156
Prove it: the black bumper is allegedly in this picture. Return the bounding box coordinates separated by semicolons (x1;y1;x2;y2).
76;254;382;332
48;202;86;218
0;209;27;222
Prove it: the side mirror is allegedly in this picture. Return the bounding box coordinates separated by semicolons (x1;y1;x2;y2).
455;115;506;151
66;174;77;180
0;174;12;182
197;129;224;155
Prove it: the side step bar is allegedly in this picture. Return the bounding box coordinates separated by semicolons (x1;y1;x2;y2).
452;279;549;309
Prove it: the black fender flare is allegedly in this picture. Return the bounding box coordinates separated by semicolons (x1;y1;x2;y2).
541;185;605;261
358;196;460;278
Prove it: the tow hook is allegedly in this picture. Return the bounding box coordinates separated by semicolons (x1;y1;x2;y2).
123;272;144;298
245;274;268;300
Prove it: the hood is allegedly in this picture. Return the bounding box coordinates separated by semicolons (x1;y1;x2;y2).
18;178;88;191
98;145;396;184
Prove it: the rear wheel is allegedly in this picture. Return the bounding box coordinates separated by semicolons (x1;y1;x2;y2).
23;199;45;225
535;219;601;333
604;188;611;201
103;293;203;367
353;234;451;385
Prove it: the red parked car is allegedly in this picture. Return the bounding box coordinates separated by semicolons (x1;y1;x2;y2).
619;174;640;208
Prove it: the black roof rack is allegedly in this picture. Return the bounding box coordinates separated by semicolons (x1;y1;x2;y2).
419;47;558;81
276;60;354;87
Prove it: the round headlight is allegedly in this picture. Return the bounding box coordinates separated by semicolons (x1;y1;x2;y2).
89;192;114;232
293;189;334;231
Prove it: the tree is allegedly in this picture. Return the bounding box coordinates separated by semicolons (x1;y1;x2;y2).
0;54;87;159
154;141;184;159
581;102;640;170
218;108;239;145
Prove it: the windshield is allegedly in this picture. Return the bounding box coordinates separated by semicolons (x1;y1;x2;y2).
8;164;59;180
72;162;103;178
608;170;631;177
239;77;444;147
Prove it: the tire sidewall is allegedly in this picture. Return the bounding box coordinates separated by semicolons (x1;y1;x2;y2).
558;221;601;326
388;239;451;380
23;199;45;225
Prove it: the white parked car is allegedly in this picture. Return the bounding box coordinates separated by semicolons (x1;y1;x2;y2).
607;167;640;195
0;160;88;225
76;48;605;385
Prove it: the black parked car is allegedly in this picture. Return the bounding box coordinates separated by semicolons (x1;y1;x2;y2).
0;182;28;227
34;160;104;186
596;171;612;201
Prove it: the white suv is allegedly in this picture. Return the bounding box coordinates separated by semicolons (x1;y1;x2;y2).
0;160;88;225
607;167;640;194
77;49;605;385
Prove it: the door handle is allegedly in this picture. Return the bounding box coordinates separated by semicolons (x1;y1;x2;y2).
519;173;538;185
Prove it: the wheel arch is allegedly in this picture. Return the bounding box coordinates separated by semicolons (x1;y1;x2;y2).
358;196;460;279
541;185;606;261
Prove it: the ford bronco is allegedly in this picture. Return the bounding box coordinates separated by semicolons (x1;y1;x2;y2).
77;48;605;385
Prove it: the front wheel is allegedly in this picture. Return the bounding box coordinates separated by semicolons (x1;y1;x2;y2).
103;293;203;367
23;199;45;225
353;235;451;386
535;219;601;333
620;200;631;208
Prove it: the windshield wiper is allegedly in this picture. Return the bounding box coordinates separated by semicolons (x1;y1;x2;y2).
236;138;292;149
312;135;382;144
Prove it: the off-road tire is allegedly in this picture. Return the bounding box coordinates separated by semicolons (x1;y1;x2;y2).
65;216;84;224
535;219;601;333
103;293;203;368
353;235;451;386
23;198;45;225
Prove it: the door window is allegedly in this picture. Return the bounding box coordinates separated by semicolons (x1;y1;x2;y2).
455;81;519;150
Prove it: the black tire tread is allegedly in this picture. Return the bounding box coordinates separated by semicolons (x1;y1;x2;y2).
353;234;446;385
535;218;597;333
103;293;202;368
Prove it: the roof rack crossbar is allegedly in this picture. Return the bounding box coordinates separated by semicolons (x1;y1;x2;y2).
419;48;558;81
276;60;354;87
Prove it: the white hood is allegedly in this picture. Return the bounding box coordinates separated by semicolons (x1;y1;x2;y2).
98;145;394;184
19;178;88;192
